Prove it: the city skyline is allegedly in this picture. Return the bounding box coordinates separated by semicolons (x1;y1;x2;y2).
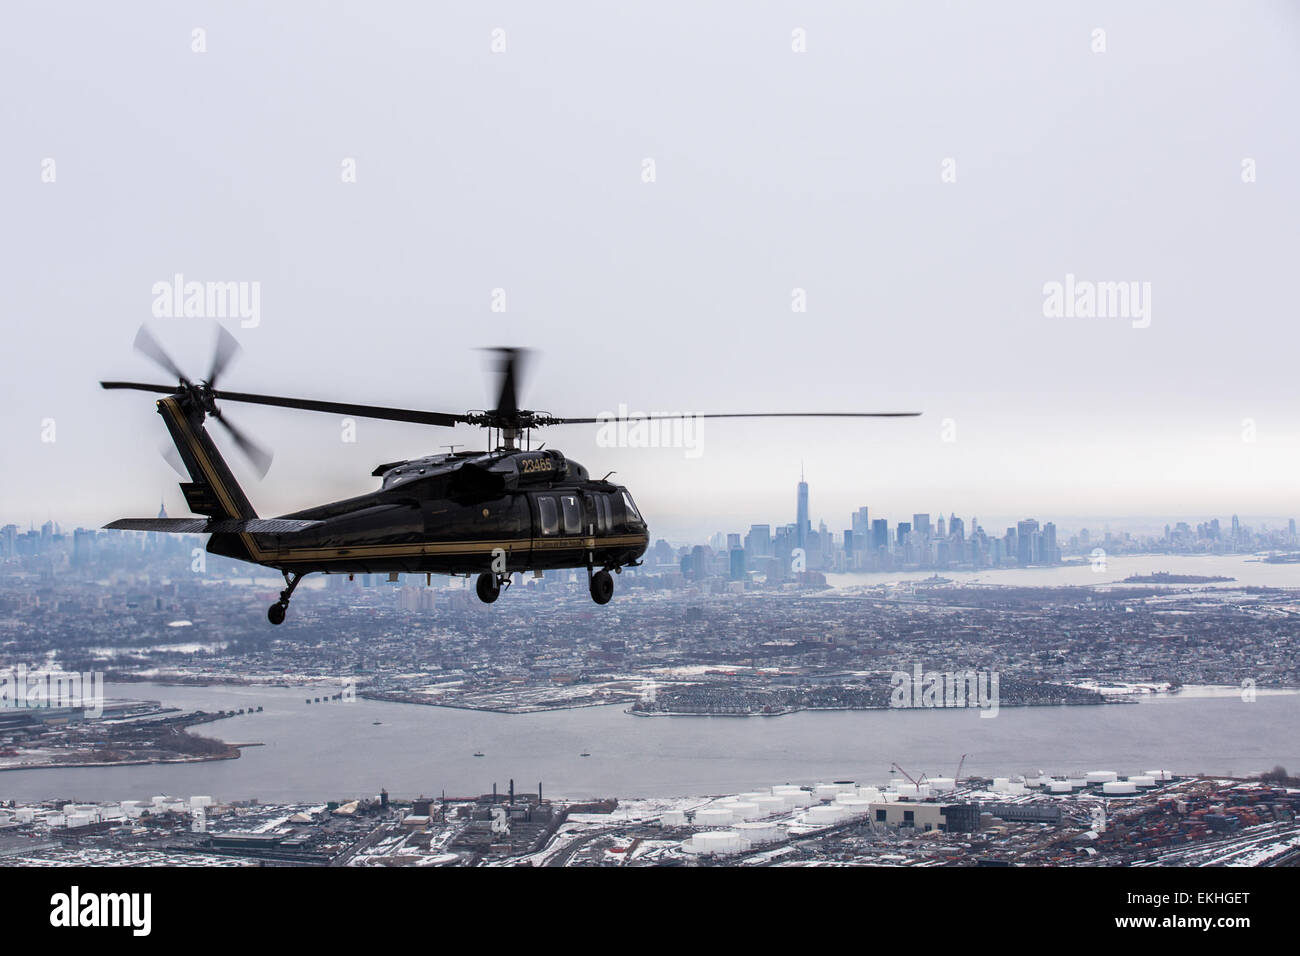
4;2;1300;530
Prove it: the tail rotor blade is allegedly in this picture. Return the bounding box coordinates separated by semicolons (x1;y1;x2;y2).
212;413;273;479
133;325;190;384
159;442;186;477
207;323;242;388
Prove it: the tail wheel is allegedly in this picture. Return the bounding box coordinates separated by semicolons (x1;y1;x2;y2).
475;572;500;604
589;569;614;605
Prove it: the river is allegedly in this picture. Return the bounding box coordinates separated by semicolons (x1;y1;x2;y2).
1;682;1296;804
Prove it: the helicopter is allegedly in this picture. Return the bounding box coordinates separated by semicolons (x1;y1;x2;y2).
101;326;920;624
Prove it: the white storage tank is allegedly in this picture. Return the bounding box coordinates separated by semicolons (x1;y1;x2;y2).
729;802;762;821
1144;769;1173;782
1049;780;1072;793
695;807;734;826
753;796;786;816
895;783;919;798
151;795;170;807
1086;771;1118;785
992;778;1011;792
805;805;844;826
1129;775;1156;789
735;821;780;844
661;810;687;827
65;813;93;828
836;798;871;817
1006;783;1028;796
857;787;882;802
685;830;748;855
15;809;36;823
190;795;213;809
833;781;857;794
814;784;841;801
927;777;956;792
1103;780;1137;795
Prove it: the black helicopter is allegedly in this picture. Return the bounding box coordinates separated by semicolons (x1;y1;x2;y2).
101;326;919;624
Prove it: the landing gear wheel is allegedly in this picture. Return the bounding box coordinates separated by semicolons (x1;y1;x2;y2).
589;569;614;605
268;570;306;625
476;572;501;604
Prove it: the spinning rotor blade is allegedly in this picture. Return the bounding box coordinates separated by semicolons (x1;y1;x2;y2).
159;442;186;477
100;381;179;395
211;412;274;479
486;347;529;418
544;411;923;425
207;323;241;388
209;389;468;428
133;325;190;384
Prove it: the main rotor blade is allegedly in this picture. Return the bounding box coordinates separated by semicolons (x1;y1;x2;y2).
100;381;180;395
211;413;274;479
486;347;529;418
207;323;241;388
545;411;923;424
210;388;468;428
133;325;190;384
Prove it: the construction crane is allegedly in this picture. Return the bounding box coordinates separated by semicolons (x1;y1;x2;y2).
955;753;969;787
890;763;922;788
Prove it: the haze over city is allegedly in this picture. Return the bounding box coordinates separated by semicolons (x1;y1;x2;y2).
3;1;1300;535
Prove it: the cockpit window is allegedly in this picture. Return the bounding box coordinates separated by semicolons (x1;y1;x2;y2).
622;491;644;525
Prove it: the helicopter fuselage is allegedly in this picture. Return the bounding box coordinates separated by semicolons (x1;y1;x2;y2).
206;447;649;577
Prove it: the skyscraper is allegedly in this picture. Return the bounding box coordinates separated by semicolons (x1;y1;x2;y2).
796;468;809;552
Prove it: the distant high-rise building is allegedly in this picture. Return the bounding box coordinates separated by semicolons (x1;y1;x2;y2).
871;519;889;552
896;522;911;546
796;470;809;551
1017;519;1039;564
852;507;869;539
936;514;946;538
912;514;931;539
729;548;746;580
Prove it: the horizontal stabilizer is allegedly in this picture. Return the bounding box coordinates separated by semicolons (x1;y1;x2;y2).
105;517;323;534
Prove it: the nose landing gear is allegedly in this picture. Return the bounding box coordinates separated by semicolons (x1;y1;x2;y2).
268;570;306;625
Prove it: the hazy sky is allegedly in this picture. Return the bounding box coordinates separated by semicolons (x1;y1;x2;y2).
3;1;1299;543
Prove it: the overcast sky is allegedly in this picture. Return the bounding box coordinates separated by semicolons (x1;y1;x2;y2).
3;1;1298;543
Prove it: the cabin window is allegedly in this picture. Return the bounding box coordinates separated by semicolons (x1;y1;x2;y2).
622;491;644;525
595;495;611;533
537;496;558;536
561;495;582;535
